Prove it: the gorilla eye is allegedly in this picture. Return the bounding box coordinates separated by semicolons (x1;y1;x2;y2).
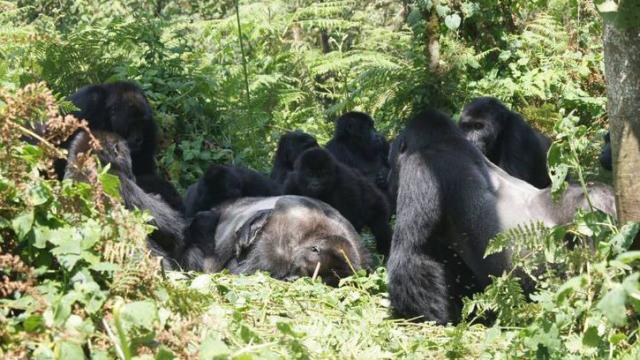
473;122;485;130
311;245;320;253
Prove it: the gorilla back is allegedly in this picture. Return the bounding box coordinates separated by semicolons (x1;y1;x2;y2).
183;196;370;286
389;110;615;324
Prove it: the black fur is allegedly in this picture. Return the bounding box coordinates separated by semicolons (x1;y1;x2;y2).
182;196;370;286
271;131;319;184
65;131;185;268
283;148;392;256
183;164;281;218
326;112;391;192
459;97;551;188
389;109;616;324
136;174;185;213
600;131;612;171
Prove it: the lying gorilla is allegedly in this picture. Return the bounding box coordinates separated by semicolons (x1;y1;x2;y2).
183;196;371;286
184;164;281;218
388;110;616;324
65;131;185;268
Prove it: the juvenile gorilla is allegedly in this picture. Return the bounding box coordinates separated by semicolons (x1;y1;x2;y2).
459;97;551;188
284;148;392;256
326;111;391;192
389;110;616;324
62;81;183;212
271;131;319;184
65;131;185;268
182;196;371;286
184;164;281;218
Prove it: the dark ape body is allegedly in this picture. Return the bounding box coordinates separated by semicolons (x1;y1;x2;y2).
65;131;185;268
271;131;319;184
183;164;281;218
60;81;183;212
283;148;392;256
326;112;391;192
459;97;552;188
389;110;616;324
600;131;612;171
183;196;370;286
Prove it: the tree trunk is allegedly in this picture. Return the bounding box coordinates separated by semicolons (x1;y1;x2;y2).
603;22;640;249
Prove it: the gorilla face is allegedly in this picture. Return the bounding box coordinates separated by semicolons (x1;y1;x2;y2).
107;90;153;154
284;132;318;164
288;235;358;286
336;112;375;144
459;98;504;154
294;149;337;196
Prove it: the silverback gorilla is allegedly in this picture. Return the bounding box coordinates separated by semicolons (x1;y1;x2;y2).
271;130;319;184
284;148;392;256
65;131;185;268
388;110;616;324
459;97;552;188
62;81;183;212
183;196;371;286
326;112;391;192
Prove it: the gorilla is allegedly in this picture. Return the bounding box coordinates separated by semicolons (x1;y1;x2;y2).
459;97;552;188
65;131;185;268
183;164;281;218
388;110;616;324
600;131;612;171
271;130;319;184
58;81;184;212
326;111;391;192
182;196;371;286
283;148;392;256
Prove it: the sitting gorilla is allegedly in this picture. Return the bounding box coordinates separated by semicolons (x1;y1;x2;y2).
283;148;392;256
182;196;371;286
326;111;391;192
388;110;616;324
459;97;551;188
183;164;281;218
600;131;612;171
61;81;182;212
65;131;185;268
271;130;319;184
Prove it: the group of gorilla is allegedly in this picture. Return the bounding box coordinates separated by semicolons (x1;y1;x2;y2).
56;81;616;324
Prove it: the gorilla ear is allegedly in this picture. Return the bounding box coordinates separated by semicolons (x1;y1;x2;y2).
235;209;273;258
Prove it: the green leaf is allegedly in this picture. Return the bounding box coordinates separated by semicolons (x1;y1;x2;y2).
12;210;34;240
582;326;600;347
610;223;640;253
199;335;230;360
24;314;45;332
99;172;121;199
56;340;85;360
597;284;627;326
29;182;51;206
155;346;175;360
120;301;158;332
444;14;461;31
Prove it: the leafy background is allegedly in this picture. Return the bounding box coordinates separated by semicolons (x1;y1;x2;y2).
1;0;638;359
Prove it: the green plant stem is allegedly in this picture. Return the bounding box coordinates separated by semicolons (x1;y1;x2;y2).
235;0;251;114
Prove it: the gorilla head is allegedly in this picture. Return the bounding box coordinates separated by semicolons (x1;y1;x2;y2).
458;97;505;154
271;131;319;184
599;132;612;171
291;148;337;196
335;111;375;145
65;131;134;182
69;81;158;175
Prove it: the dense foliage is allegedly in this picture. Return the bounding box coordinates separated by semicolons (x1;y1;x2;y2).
1;0;638;358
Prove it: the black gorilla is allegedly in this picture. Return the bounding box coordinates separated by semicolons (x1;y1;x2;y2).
326;112;391;192
283;148;392;255
182;196;371;286
459;97;551;188
62;81;183;212
271;131;319;184
600;131;612;171
389;110;616;324
183;164;281;218
65;131;185;268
